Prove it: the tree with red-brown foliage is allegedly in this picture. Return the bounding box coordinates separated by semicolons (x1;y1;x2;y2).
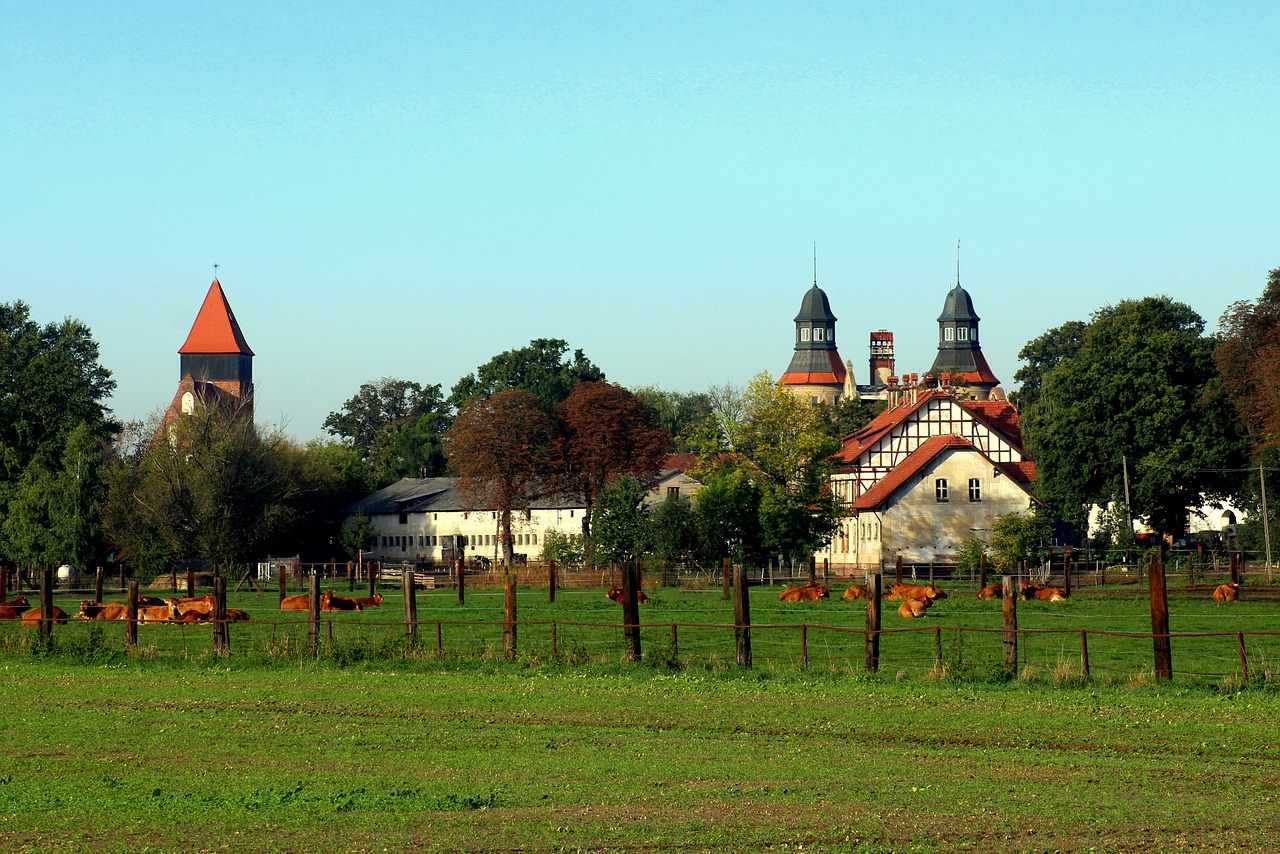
445;389;555;567
548;382;673;546
1216;267;1280;454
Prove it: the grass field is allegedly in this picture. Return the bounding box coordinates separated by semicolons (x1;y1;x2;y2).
4;574;1280;686
2;657;1279;852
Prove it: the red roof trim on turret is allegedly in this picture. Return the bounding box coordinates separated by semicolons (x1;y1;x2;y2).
178;280;254;356
779;350;847;386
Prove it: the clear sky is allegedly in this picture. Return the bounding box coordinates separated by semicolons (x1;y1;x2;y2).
4;1;1278;440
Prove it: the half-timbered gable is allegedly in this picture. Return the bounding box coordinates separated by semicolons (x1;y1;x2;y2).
822;385;1037;570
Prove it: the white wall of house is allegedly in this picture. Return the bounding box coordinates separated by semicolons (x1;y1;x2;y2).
822;448;1035;571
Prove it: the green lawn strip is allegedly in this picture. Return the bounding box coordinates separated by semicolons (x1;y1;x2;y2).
3;663;1280;851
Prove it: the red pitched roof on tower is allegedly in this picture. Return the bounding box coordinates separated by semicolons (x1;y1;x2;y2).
178;280;254;356
779;349;848;385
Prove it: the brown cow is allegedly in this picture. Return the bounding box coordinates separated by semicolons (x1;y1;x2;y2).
319;590;363;611
224;608;250;622
353;592;383;608
842;584;868;601
1213;582;1241;603
20;606;70;626
77;600;130;620
976;583;1003;600
885;582;946;602
1020;583;1067;602
0;597;32;620
779;581;830;602
897;598;930;618
138;602;178;623
279;594;311;610
135;595;167;608
175;609;210;623
606;587;651;605
175;593;215;615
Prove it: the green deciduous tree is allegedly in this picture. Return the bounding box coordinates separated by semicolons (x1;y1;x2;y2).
1020;297;1248;536
449;338;604;411
649;493;697;569
323;377;450;485
592;476;653;567
989;510;1051;573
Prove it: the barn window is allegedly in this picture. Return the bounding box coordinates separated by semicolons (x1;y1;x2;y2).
935;478;949;502
969;479;981;502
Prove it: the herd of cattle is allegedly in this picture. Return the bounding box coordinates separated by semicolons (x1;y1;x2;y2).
0;589;390;626
0;578;1250;626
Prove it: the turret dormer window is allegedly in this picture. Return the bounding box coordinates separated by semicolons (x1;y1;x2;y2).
958;327;969;341
944;327;955;341
800;328;811;342
813;327;824;342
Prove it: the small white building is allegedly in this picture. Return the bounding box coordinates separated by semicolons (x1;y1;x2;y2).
342;468;701;565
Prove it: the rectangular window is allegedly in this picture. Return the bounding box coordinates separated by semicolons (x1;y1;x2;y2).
800;328;811;341
813;327;824;342
969;478;981;502
958;327;969;341
935;478;949;502
667;486;679;498
532;533;538;545
398;512;408;525
944;328;955;341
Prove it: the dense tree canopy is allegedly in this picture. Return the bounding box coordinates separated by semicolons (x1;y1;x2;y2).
0;302;116;567
323;378;450;485
549;381;672;540
1020;297;1247;535
1215;267;1280;454
445;389;556;566
449;338;604;410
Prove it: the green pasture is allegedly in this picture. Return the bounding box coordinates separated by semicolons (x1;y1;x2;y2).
2;660;1279;853
4;573;1280;685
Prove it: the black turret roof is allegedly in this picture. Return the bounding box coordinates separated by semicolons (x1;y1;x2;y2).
936;283;980;323
794;283;838;323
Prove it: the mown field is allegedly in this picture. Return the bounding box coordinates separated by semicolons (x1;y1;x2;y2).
2;657;1279;853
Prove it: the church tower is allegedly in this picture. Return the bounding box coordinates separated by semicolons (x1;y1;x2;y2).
162;279;254;424
926;281;999;400
779;280;849;405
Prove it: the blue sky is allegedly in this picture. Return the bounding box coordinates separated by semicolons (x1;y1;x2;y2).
4;2;1278;440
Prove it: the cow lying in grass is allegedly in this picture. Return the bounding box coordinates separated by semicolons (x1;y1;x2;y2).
884;582;946;602
320;590;363;611
1213;582;1241;603
353;593;383;608
778;581;829;602
0;597;32;620
1020;583;1067;602
606;587;650;605
976;583;1003;600
842;584;868;601
20;606;70;626
897;597;931;618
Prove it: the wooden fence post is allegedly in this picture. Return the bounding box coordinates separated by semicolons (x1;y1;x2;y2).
368;561;377;601
278;572;287;605
1080;630;1090;679
94;566;104;604
1002;575;1017;671
39;567;54;647
978;554;988;591
1230;553;1240;585
1063;549;1072;597
126;581;139;648
503;571;517;661
213;575;228;655
865;571;881;673
808;556;816;585
1149;552;1173;681
307;573;321;656
933;625;943;674
550;621;558;658
620;560;641;662
733;563;751;668
403;571;418;647
800;624;808;667
1238;632;1250;681
456;557;465;605
548;559;557;604
895;555;903;585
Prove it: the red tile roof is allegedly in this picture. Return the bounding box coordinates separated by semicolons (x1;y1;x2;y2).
780;349;847;386
178;280;254;356
852;435;970;509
